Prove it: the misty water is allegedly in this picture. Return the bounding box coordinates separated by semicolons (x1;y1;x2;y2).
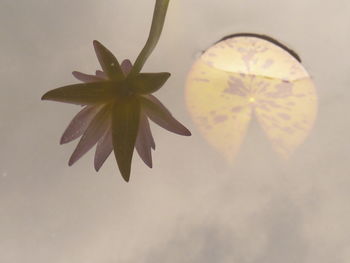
1;0;349;262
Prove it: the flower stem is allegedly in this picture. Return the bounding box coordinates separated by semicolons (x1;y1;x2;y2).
129;0;170;76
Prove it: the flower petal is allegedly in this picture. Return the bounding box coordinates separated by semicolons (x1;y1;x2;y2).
72;71;104;83
41;81;116;105
60;105;101;144
95;70;107;79
94;129;113;172
93;40;124;81
112;97;141;182
129;0;170;76
68;105;110;166
135;112;155;168
140;95;191;136
121;59;133;76
130;72;170;95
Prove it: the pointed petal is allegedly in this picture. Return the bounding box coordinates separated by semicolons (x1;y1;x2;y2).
93;40;124;81
94;129;113;171
129;0;170;76
140;95;191;136
141;112;155;150
121;59;133;76
95;70;107;79
60;105;101;144
135;112;155;168
68;105;110;166
41;81;116;105
72;71;104;83
112;97;141;182
147;117;156;150
130;72;170;95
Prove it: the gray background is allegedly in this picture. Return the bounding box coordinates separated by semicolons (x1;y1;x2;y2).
1;0;350;262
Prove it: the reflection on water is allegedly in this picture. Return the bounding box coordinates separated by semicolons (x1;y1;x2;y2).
186;34;318;161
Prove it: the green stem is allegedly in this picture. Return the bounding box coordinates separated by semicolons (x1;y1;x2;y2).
129;0;170;76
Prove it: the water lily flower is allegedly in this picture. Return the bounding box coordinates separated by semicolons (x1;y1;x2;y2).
41;0;191;182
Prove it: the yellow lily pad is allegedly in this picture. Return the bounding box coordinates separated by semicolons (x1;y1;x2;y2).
186;35;318;162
